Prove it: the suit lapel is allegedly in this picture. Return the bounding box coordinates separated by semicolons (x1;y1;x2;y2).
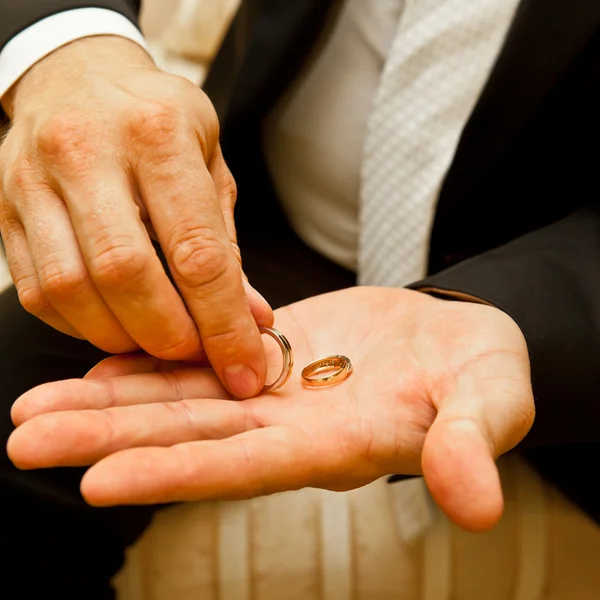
436;0;600;217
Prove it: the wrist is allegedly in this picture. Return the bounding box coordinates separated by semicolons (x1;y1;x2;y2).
2;35;155;119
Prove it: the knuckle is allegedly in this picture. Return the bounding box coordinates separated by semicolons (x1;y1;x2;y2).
3;156;43;198
173;74;204;102
176;82;220;157
0;191;11;224
179;82;219;140
16;279;48;315
230;438;268;498
90;243;149;289
518;403;536;434
202;107;220;148
164;399;196;434
0;154;6;187
127;102;186;151
229;241;242;265
39;265;87;303
37;115;98;170
219;169;238;207
169;229;231;285
151;335;202;361
198;120;219;162
201;324;246;351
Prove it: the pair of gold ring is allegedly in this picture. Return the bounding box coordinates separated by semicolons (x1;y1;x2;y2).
259;327;352;393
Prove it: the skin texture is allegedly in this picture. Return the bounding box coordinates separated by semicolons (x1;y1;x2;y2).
0;36;273;399
8;287;535;532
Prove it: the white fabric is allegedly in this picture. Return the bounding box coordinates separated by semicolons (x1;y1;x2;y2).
0;8;147;100
264;0;403;271
359;0;520;286
114;456;600;599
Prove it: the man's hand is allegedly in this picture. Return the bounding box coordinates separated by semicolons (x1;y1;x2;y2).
0;36;272;398
8;287;535;532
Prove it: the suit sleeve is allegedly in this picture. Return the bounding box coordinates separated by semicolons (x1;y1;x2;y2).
0;0;141;51
410;203;600;450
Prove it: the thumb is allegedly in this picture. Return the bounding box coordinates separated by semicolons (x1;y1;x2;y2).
422;413;504;532
422;354;534;532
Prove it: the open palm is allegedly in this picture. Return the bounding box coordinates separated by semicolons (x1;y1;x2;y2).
8;287;534;531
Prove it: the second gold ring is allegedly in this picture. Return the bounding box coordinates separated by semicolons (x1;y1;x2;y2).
301;355;353;388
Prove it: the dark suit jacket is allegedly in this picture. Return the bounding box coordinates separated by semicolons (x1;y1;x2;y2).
2;0;600;524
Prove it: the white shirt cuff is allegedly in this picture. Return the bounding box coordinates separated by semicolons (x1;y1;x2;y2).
0;8;148;100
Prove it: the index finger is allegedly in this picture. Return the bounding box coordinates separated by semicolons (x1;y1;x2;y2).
133;115;266;398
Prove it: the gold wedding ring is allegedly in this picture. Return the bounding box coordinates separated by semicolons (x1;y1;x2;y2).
301;355;353;388
259;327;294;393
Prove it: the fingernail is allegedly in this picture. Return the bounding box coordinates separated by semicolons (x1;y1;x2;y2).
223;364;261;398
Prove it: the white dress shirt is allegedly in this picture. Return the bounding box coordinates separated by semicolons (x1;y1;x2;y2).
262;0;404;272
